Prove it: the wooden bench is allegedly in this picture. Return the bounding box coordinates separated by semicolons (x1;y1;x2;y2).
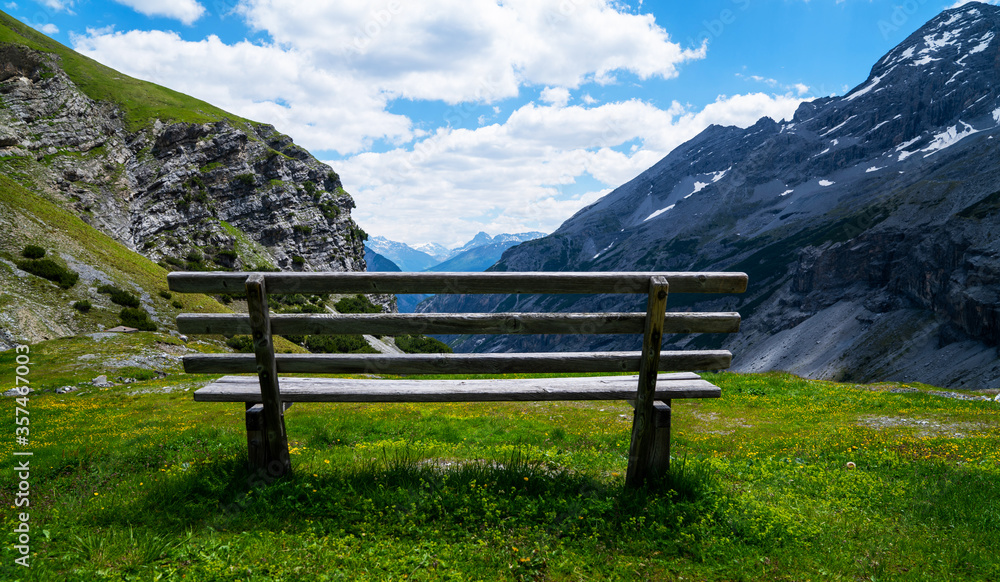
168;271;748;488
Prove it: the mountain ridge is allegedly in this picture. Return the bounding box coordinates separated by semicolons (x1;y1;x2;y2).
423;2;1000;390
366;231;546;272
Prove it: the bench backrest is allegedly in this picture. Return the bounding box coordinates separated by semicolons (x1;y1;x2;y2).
168;271;748;377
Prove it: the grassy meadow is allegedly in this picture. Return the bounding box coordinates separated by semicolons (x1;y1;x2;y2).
1;336;999;581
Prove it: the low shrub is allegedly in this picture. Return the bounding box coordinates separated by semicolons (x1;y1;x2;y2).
97;285;141;308
305;334;377;354
235;173;256;187
216;249;239;264
119;307;156;331
158;290;172;300
16;258;79;289
226;336;255;353
72;300;91;313
21;245;45;259
334;294;381;314
395;334;453;354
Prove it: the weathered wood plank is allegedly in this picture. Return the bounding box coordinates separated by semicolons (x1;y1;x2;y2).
168;271;749;295
245;274;291;476
626;276;669;488
193;373;721;403
177;312;742;336
182;350;733;375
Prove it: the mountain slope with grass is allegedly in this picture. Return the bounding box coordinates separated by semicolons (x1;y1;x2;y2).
0;172;231;347
0;10;377;345
425;3;1000;390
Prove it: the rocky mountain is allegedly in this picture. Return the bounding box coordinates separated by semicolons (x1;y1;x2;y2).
368;231;547;272
365;247;402;272
0;12;372;347
427;231;546;272
424;3;1000;390
365;236;439;272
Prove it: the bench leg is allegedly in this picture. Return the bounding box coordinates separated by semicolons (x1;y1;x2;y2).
245;402;292;474
648;401;671;479
625;399;672;483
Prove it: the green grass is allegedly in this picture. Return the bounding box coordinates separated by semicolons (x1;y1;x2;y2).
0;344;997;581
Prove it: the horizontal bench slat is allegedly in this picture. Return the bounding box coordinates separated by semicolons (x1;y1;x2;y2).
177;312;741;336
167;271;748;295
182;350;732;375
193;373;721;403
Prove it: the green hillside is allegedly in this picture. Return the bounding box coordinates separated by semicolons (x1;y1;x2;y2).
0;172;227;340
0;10;249;132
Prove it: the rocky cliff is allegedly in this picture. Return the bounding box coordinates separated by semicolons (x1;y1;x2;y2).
0;13;374;346
425;3;1000;390
0;42;364;272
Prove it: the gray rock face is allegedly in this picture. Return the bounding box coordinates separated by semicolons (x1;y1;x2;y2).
0;44;366;275
425;3;1000;390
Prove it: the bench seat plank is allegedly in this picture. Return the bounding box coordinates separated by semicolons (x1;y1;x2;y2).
194;372;721;403
183;350;732;375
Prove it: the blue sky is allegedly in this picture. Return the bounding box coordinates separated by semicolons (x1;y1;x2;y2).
6;0;990;247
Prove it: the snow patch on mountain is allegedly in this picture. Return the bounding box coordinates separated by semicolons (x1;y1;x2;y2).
822;116;857;137
846;74;884;101
686;182;708;198
969;31;994;54
644;204;675;222
922;121;980;157
593;241;614;259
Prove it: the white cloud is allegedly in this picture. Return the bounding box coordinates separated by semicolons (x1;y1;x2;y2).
338;92;807;246
69;0;802;246
540;87;571;107
71;29;414;153
36;22;58;34
739;73;811;97
235;0;706;103
72;0;707;153
5;2;18;9
36;0;71;11
112;0;206;24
